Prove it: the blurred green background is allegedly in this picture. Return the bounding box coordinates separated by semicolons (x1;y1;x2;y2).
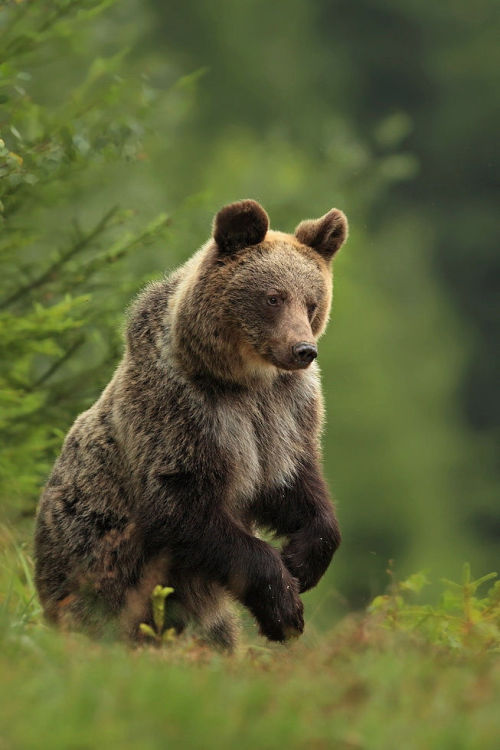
1;0;498;618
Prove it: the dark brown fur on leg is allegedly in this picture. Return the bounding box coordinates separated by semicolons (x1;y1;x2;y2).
251;458;341;593
140;472;304;643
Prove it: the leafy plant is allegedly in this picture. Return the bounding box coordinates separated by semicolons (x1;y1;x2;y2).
369;563;500;652
139;584;176;644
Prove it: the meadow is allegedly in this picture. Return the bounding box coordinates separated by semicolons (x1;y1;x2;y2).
1;526;499;749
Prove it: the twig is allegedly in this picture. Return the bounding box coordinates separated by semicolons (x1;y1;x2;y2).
0;206;118;310
28;334;85;391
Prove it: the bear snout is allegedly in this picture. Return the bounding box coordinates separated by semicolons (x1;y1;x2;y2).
292;342;317;366
267;340;318;370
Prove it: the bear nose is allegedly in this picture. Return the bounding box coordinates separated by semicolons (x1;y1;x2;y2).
292;342;318;364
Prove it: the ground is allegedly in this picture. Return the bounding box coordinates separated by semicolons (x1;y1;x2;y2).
1;526;499;750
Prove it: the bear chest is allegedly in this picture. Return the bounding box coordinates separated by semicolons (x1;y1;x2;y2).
213;393;304;508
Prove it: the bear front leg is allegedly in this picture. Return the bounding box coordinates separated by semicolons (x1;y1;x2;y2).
251;459;341;593
143;472;304;642
240;552;303;642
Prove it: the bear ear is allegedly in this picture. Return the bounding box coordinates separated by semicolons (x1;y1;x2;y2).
294;208;348;261
213;199;269;255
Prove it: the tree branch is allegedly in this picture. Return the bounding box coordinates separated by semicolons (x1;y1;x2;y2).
0;205;118;310
28;335;86;391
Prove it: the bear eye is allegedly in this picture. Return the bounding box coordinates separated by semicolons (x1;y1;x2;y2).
267;294;281;306
307;302;318;319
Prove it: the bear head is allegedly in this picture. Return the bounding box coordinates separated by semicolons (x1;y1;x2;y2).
171;199;348;385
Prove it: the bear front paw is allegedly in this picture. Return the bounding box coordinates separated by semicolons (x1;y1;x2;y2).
245;569;304;642
282;523;340;593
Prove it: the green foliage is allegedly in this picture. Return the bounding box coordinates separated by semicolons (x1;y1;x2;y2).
0;0;175;514
0;526;41;643
139;585;176;644
369;565;500;652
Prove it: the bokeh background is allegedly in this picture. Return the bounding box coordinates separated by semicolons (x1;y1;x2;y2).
1;0;498;621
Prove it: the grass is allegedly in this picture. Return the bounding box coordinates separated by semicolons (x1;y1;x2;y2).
1;525;499;750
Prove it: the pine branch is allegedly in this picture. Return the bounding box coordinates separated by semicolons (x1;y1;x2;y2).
28;335;86;391
0;206;118;310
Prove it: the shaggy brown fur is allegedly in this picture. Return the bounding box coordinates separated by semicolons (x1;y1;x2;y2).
34;199;348;650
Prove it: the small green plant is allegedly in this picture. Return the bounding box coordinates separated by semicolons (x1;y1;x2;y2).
139;585;176;645
369;563;500;651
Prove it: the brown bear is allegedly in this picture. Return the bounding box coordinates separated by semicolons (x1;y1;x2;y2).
34;199;348;650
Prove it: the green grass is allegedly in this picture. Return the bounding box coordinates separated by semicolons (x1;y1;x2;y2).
1;526;499;750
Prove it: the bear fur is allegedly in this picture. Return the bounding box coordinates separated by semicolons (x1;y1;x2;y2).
34;200;348;650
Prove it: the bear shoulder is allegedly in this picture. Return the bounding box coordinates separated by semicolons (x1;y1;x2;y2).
125;274;180;359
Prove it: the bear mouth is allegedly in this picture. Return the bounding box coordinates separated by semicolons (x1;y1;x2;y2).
244;341;317;373
268;353;316;371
